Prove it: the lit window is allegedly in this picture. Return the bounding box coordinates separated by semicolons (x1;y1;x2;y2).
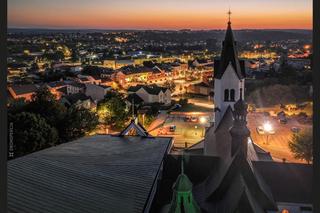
282;209;289;213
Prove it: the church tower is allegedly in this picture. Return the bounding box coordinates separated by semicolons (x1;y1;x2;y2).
229;92;250;157
213;11;246;127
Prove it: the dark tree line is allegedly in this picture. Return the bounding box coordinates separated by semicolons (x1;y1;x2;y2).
8;88;98;159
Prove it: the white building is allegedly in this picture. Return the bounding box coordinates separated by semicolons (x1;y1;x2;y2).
127;85;171;105
85;84;112;102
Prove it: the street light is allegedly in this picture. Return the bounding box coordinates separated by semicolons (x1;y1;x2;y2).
263;122;273;145
199;117;207;137
199;116;207;124
263;122;273;132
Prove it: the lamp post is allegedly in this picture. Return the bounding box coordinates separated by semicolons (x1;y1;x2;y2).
263;122;273;145
199;116;207;137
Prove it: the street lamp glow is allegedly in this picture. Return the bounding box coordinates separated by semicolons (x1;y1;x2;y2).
263;122;273;133
199;116;207;124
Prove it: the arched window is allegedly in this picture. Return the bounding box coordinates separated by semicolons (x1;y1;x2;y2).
224;89;229;101
230;89;235;101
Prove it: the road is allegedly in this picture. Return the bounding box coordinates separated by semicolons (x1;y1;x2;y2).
147;112;168;135
148;113;209;148
172;96;214;109
247;112;311;163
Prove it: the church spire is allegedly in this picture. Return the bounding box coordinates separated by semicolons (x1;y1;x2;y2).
228;8;232;24
214;12;244;80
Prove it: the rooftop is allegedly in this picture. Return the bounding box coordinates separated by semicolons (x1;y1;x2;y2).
9;84;39;95
8;135;172;213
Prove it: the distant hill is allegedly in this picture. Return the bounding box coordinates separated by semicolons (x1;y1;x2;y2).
8;28;312;42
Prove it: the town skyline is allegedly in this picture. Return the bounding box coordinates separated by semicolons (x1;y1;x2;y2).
8;0;312;30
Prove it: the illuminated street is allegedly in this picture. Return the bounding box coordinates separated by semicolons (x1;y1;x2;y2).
247;112;312;163
148;113;211;148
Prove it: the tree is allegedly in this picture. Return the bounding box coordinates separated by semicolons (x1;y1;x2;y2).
27;87;67;126
82;65;102;76
289;128;313;164
8;112;58;158
164;80;176;92
42;51;64;61
28;62;40;73
71;50;79;62
246;84;310;107
8;98;27;114
178;98;188;106
58;107;99;142
97;91;129;129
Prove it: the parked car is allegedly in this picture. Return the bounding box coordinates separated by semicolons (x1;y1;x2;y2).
191;117;198;122
184;116;191;122
169;125;176;132
256;126;265;135
279;117;287;124
267;128;276;135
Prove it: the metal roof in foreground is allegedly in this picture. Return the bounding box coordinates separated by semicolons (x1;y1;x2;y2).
8;135;172;213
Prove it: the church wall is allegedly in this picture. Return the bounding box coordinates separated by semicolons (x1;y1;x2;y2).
214;63;244;125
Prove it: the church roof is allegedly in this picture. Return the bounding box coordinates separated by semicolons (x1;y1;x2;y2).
214;22;246;80
193;149;278;212
253;161;312;204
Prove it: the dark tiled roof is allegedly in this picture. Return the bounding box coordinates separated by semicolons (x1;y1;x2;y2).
56;86;68;94
127;93;144;105
69;82;86;88
120;66;153;75
47;81;67;88
193;82;210;88
193;151;277;212
214;22;245;79
253;161;312;204
8;135;172;213
64;93;91;105
128;85;168;95
9;84;38;95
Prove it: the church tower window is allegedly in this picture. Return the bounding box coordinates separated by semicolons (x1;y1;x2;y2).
224;89;229;101
230;89;235;101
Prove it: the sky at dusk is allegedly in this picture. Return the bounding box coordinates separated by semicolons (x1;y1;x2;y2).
8;0;312;30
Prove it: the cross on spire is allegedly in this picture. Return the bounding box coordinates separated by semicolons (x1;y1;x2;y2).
227;8;232;24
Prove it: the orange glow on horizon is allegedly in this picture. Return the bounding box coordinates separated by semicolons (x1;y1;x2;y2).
8;0;312;30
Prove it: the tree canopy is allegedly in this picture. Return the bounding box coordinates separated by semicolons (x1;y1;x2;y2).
289;128;313;164
58;106;99;142
27;87;67;126
97;91;129;129
8;112;59;158
246;84;310;107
